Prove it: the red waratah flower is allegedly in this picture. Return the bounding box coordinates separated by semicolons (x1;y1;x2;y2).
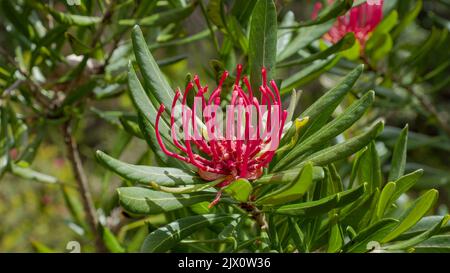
155;65;287;205
313;0;384;48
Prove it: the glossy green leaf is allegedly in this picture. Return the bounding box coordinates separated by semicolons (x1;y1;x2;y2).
96;150;202;186
282;0;351;28
120;3;197;26
375;182;396;221
277;20;334;61
276;91;374;170
223;178;252;202
390;169;424;203
10;164;58;184
295;65;364;143
414;235;450;253
248;0;277;92
398;216;450;240
131;25;174;109
357;141;382;193
345;219;398;253
385;215;449;251
382;189;439;243
255;166;324;185
278;33;355;68
100;225;126;253
288;121;384;170
117;187;216;215
280;55;340;94
141;214;238;252
392;0;422;38
269;183;367;216
388;125;408;182
256;162;314;205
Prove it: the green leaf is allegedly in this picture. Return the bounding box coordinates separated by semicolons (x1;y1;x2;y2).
398;216;450;240
328;218;344;253
414;235;450;253
344;219;398;253
117;187;216;215
277;33;355;68
256;162;314;205
357;141;382;193
390;169;424;207
45;6;101;26
100;225;126;253
388;125;408;182
277;20;334;61
384;215;450;251
392;0;422;38
131;25;174;109
65;33;92;55
374;182;396;221
287;121;384;170
269;183;367;216
248;0;277;92
280;55;340;94
295;65;364;144
96;150;202;186
141;214;238;252
289;218;306;252
254;166;324;185
61;80;96;107
223;178;252;202
382;189;439;243
120;3;197;26
149;179;224;194
275;91;374;170
281;0;351;28
10;164;58;184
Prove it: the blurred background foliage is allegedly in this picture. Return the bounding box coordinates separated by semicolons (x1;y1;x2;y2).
0;0;449;252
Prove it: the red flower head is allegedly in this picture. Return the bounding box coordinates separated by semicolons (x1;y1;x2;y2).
155;65;287;192
313;0;384;48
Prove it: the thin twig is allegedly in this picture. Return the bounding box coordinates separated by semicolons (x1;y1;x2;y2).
63;121;106;252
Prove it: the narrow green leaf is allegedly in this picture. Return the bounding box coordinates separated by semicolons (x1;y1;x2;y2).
375;182;396;221
96;150;201;186
277;20;334;61
390;169;424;204
344;219;398;253
120;3;197;26
117;187;217;215
398;216;450;240
141;214;238;252
131;25;174;109
388;125;408;182
255;166;324;185
280;56;340;94
256;162;314;205
223;178;252;202
100;225;126;253
385;215;450;251
269;183;366;216
382;189;439;243
280;0;351;28
248;0;277;92
277;33;355;68
276;91;374;170
287;121;384;170
414;235;450;253
10;164;58;184
357;141;382;193
293;65;364;145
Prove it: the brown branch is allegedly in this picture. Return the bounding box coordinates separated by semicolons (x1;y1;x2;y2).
63;121;106;253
